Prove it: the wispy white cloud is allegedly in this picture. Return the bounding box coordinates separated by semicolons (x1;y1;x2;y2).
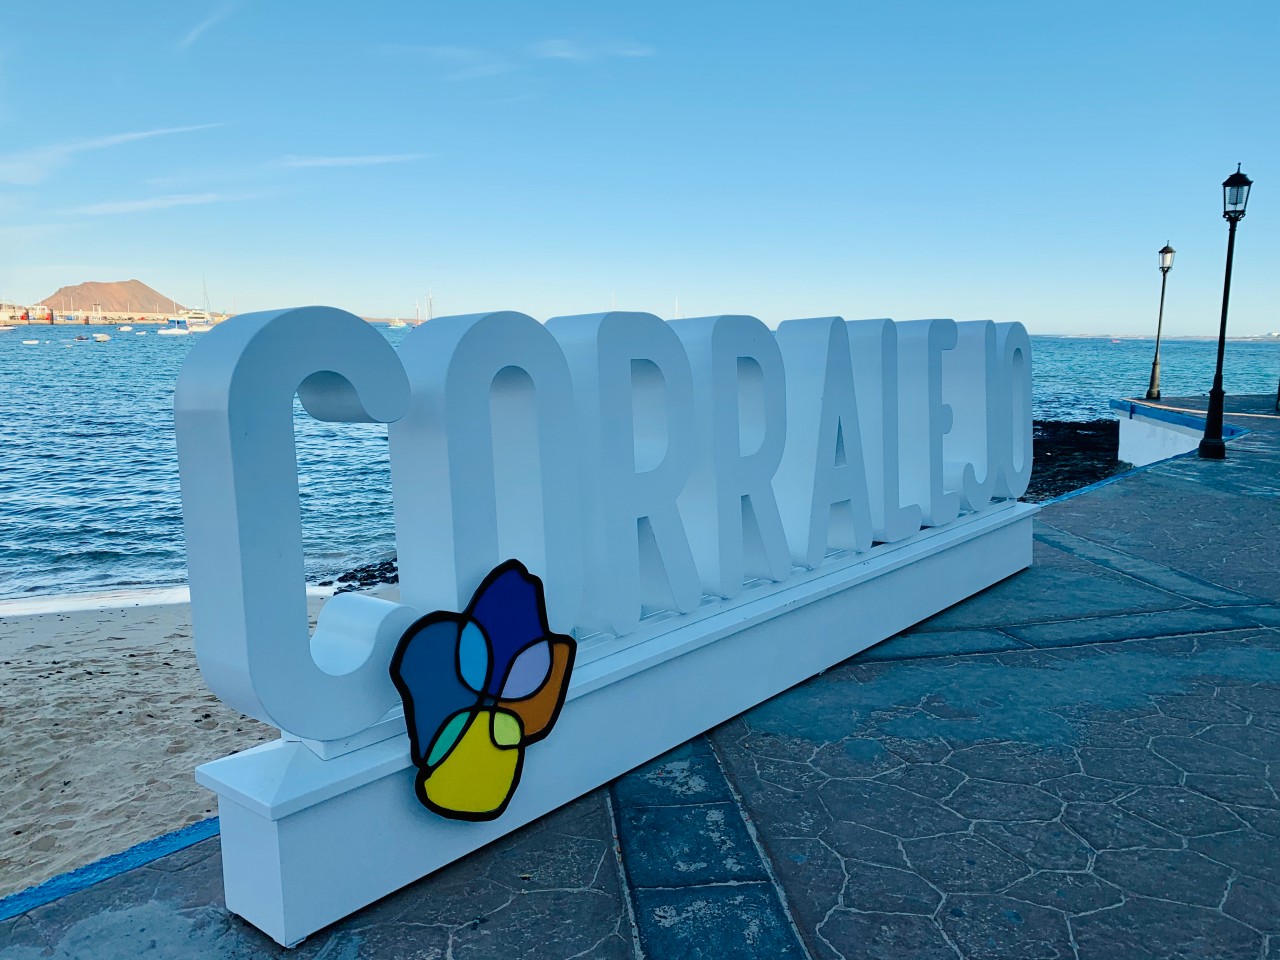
417;45;519;82
179;3;236;50
613;42;656;59
0;124;222;186
529;39;655;62
69;192;248;216
70;125;223;153
391;39;654;81
274;153;427;169
489;92;538;106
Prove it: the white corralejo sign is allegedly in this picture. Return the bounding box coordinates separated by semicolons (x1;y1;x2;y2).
176;308;1035;946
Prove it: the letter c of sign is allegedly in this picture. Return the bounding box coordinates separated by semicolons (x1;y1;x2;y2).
175;306;419;741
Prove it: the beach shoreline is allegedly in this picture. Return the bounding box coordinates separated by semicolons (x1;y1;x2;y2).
0;582;344;619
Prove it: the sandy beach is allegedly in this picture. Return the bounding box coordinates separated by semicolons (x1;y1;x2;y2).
0;591;344;898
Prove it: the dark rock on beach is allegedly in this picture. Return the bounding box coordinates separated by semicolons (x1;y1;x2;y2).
1024;419;1129;503
327;556;399;593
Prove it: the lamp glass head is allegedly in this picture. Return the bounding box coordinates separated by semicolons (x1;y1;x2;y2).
1223;165;1252;220
1159;244;1175;271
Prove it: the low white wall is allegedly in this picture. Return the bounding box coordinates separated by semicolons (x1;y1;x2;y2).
1117;414;1202;467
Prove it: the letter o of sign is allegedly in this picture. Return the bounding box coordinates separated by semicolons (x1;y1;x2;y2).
389;311;584;635
992;322;1034;499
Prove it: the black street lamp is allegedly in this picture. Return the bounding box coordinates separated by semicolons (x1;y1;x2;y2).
1198;165;1253;459
1145;243;1176;400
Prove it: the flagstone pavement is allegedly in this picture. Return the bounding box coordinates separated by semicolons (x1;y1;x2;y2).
3;396;1278;960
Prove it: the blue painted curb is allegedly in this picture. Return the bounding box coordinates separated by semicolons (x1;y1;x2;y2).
0;817;219;922
1108;398;1248;438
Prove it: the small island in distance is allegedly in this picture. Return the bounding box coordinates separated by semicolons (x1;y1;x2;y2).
1;280;411;328
2;279;202;326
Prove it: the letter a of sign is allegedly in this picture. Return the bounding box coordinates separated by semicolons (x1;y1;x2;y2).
389;561;576;821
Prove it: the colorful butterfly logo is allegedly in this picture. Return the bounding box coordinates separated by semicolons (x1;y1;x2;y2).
389;560;576;821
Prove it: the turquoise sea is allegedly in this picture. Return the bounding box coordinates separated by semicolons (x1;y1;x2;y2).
1;325;1277;600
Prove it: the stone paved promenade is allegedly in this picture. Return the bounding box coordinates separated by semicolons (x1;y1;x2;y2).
3;397;1279;959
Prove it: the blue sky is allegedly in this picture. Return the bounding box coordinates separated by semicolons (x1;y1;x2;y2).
1;1;1276;334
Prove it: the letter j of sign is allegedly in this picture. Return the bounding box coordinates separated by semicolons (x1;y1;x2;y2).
389;561;576;821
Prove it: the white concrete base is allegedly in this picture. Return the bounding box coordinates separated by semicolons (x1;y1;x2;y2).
198;501;1036;946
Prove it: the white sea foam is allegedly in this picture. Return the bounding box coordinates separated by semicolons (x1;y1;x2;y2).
0;582;354;617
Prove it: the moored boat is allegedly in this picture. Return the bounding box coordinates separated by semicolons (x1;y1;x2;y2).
181;310;214;333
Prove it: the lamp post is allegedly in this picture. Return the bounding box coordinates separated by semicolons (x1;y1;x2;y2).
1198;164;1252;460
1145;243;1176;400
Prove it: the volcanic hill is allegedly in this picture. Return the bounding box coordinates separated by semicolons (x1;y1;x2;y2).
39;280;187;314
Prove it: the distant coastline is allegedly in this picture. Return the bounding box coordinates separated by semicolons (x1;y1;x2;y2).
0;314;229;327
1033;333;1280;342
